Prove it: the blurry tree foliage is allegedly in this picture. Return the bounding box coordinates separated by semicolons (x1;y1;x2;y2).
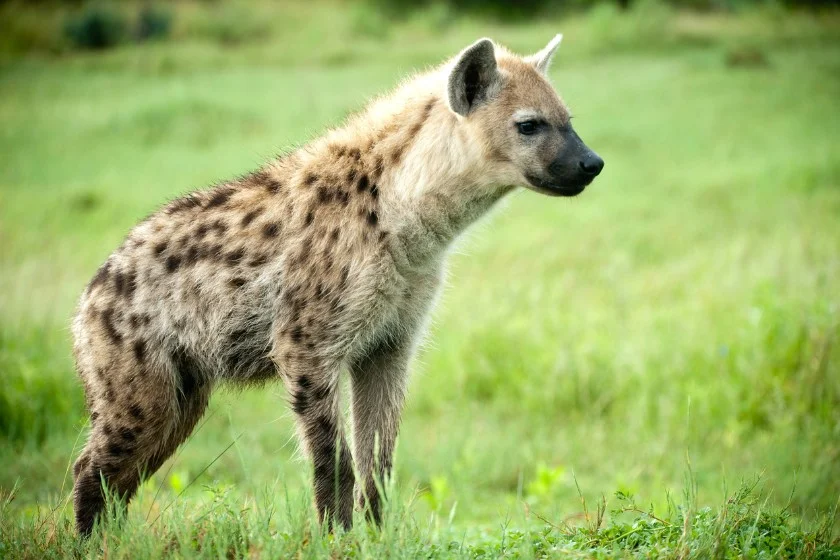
367;0;839;17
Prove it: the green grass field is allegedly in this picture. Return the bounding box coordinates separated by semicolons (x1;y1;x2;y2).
1;2;839;557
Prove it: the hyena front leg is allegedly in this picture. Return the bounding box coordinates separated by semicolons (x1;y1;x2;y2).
349;336;411;524
284;358;355;530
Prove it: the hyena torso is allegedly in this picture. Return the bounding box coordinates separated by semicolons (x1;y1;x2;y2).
72;35;604;535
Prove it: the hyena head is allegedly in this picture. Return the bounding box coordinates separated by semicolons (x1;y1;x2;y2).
447;35;604;197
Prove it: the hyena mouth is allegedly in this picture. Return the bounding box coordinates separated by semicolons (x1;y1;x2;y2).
525;174;590;197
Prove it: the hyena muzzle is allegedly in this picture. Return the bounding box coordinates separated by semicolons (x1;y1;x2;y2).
71;34;603;536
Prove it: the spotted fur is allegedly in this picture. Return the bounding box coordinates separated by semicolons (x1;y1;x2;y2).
71;35;603;535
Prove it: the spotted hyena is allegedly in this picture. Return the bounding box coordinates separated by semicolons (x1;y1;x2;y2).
71;34;604;535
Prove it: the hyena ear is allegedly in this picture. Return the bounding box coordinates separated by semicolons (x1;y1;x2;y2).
526;33;563;75
447;38;500;117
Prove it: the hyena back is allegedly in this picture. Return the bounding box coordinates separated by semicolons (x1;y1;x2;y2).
71;35;603;535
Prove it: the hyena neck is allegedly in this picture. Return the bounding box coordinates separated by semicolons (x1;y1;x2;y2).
359;91;514;265
300;77;513;267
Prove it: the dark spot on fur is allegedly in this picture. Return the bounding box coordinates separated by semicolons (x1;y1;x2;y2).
171;346;204;413
132;340;146;363
312;383;330;401
168;195;202;214
337;190;350;206
90;261;111;289
154;242;168;257
165;255;181;272
249;254;269;267
128;404;144;421
349;148;361;160
305;211;314;227
246;170;269;186
90;411;100;424
113;269;137;299
290;326;303;343
379;231;388;243
330;228;340;242
408;116;425;138
391;145;405;164
304;173;318;186
367;210;378;227
226;248;245;265
101;308;122;345
184;245;199;266
125;270;137;298
112;272;125;295
107;442;126;457
262;223;280;238
292;390;308;415
317;186;332;204
211;220;227;235
102;423;113;436
205;187;234;209
195;223;210;239
266;179;283;194
298;374;312;390
357;175;369;192
370;183;379;200
119;427;137;444
241;207;264;227
229;277;247;289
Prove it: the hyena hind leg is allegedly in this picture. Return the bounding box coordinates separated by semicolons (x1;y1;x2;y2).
73;357;211;536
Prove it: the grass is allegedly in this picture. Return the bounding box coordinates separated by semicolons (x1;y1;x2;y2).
1;1;839;557
2;477;838;558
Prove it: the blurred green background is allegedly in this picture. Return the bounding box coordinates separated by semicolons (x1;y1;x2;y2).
1;0;839;554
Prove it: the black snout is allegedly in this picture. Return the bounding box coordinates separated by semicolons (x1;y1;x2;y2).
527;126;604;197
579;153;604;176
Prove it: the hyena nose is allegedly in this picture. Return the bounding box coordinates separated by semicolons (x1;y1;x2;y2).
579;153;604;177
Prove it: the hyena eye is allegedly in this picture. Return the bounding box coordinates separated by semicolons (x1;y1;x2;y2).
517;121;540;135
